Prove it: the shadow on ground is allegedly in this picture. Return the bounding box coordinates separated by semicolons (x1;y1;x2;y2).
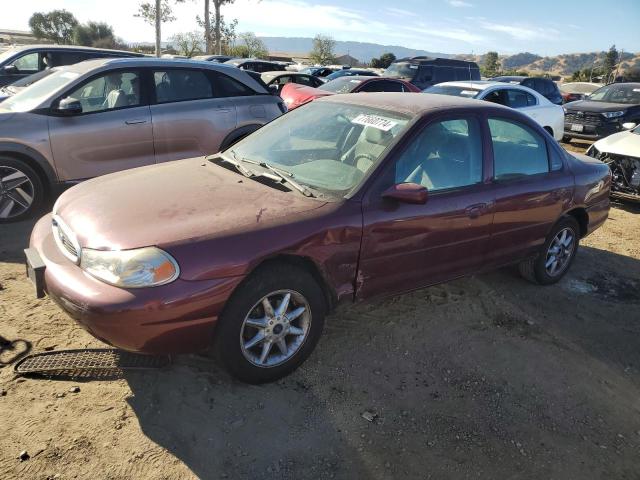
121;245;640;480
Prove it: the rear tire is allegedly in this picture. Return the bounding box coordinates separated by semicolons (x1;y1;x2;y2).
0;156;44;223
519;216;580;285
214;263;326;384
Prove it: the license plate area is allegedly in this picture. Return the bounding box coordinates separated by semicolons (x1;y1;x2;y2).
24;248;46;298
571;123;584;132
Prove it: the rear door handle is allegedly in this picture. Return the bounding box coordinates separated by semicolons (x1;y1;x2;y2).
465;203;488;219
125;119;148;125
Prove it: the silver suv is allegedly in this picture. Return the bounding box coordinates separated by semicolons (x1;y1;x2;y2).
0;58;286;221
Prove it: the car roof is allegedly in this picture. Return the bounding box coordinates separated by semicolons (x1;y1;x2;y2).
63;56;242;72
261;71;309;80
317;92;512;117
3;44;143;56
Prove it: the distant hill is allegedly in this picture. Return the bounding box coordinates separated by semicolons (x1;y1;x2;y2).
455;51;640;78
258;36;450;63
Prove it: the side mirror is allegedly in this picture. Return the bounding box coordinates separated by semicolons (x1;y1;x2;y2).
382;183;428;205
3;65;18;74
54;97;82;115
622;122;637;130
268;84;280;95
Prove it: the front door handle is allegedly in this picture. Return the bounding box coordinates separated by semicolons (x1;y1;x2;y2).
465;203;488;219
125;119;148;125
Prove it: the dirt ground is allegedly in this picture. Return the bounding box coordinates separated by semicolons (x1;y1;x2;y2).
1;141;639;480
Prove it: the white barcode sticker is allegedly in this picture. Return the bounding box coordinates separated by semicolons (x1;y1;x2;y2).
352;114;398;131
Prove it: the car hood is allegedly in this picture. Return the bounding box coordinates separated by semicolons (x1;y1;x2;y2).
564;100;633;113
593;130;640;157
53;157;327;250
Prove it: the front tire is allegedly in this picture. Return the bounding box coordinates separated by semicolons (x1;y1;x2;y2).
519;216;580;285
0;157;44;223
214;264;326;384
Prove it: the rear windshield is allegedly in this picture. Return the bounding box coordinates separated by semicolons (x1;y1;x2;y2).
385;62;417;79
424;85;481;98
319;77;362;93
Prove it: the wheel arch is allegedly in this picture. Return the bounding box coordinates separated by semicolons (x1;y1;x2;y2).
564;207;589;238
0;142;57;195
244;254;338;313
219;124;263;151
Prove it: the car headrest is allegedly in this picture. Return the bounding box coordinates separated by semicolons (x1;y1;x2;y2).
364;127;392;145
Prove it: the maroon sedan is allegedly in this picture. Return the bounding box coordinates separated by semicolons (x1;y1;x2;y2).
26;93;611;383
281;75;421;110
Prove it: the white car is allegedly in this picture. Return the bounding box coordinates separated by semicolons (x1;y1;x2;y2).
587;123;640;201
424;81;565;141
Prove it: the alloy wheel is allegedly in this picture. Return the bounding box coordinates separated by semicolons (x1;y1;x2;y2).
240;289;312;367
545;227;575;277
0;166;35;219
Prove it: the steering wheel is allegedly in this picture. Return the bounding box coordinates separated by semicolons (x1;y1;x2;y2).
353;152;376;170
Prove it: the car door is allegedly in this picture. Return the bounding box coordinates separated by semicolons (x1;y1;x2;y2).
48;69;155;181
357;114;495;300
486;116;572;267
150;68;237;163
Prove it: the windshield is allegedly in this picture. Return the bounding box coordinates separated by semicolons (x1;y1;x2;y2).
587;84;640;104
384;62;416;79
318;77;362;93
225;101;411;196
8;69;55;89
1;69;79;112
424;85;481;98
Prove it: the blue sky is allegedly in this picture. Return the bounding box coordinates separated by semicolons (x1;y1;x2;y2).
4;0;639;55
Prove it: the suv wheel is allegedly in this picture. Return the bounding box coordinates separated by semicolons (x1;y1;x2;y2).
519;216;580;285
0;157;44;222
214;264;326;384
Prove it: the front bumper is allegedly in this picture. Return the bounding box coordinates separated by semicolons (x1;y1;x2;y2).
27;214;244;354
564;119;625;140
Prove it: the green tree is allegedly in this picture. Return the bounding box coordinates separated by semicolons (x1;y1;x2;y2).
603;44;618;77
29;9;78;44
229;32;267;58
135;0;185;57
171;31;204;57
197;11;238;55
73;22;116;47
482;51;500;77
309;34;336;65
370;52;396;69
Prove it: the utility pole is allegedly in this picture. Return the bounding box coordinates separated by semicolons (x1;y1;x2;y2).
155;0;161;57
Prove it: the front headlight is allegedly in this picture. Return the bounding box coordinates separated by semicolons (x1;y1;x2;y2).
602;111;625;119
80;247;179;288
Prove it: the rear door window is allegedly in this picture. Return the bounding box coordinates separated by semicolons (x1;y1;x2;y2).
506;89;536;108
50;52;92;67
358;80;404;92
153;69;213;103
213;72;255;97
488;118;549;179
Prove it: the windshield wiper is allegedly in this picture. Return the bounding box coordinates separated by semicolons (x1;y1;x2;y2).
214;152;255;177
232;154;315;198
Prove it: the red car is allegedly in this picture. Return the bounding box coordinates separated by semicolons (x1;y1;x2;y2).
281;76;420;110
26;93;611;384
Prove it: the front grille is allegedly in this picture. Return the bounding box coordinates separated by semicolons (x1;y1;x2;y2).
565;112;604;126
52;215;80;264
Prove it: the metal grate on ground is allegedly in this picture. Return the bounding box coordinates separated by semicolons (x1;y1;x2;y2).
14;348;171;379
